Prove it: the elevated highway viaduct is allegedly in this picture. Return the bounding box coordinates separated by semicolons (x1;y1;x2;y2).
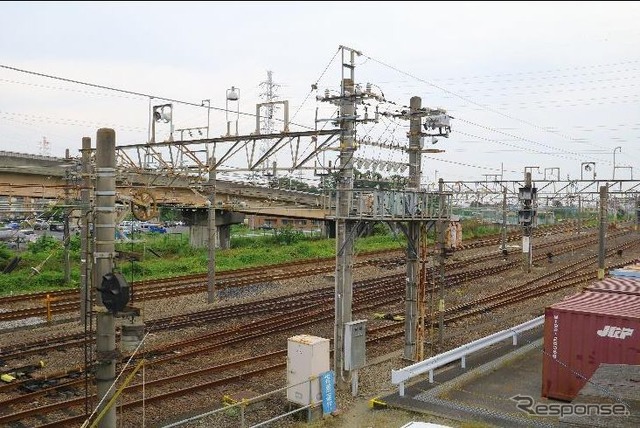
0;151;331;247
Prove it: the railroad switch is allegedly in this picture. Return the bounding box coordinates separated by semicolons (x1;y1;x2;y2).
373;313;405;321
0;360;45;383
223;390;263;408
0;373;14;383
369;397;387;409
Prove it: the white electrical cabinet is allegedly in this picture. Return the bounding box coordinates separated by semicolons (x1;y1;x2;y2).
286;335;330;406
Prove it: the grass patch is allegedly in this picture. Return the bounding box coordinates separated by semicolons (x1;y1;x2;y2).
0;219;516;296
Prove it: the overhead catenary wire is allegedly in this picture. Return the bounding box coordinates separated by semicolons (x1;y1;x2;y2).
438;79;640;99
455;117;602;161
360;52;610;143
378;59;640;84
290;47;341;123
0;110;147;132
0;77;147;100
375;63;640;90
455;130;595;164
422;155;519;174
0;63;315;131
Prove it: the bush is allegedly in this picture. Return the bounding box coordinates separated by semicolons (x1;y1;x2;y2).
69;234;81;252
271;226;303;245
0;244;13;270
28;235;60;254
371;222;389;236
119;262;152;279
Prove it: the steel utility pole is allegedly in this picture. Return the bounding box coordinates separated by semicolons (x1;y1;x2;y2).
335;46;358;390
405;96;422;361
207;157;217;303
598;185;608;279
94;128;117;428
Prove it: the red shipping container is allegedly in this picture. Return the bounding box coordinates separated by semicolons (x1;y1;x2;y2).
542;291;640;401
585;277;640;296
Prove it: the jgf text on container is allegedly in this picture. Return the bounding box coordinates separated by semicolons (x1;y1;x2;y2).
542;291;640;401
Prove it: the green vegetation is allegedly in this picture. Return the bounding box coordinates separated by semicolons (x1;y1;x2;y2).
0;220;563;296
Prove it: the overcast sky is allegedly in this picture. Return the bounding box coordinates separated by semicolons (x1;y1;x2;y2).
1;1;639;185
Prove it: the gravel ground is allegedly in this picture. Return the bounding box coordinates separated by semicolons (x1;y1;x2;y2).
1;226;638;428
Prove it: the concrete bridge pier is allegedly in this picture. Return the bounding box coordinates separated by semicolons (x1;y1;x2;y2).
325;220;336;239
183;208;244;249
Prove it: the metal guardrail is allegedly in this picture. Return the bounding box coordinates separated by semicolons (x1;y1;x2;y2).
391;316;544;396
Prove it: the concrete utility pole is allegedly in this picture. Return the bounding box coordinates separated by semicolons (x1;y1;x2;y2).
437;178;446;346
577;195;582;235
207;157;217;303
404;96;422;361
63;153;71;285
335;46;358;390
501;186;507;254
598;185;608;279
416;224;427;362
80;137;92;323
636;194;640;232
94;129;117;428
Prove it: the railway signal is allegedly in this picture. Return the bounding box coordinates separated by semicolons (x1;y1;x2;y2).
518;172;537;273
97;272;131;314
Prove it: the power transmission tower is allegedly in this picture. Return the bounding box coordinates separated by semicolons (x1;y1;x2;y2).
258;70;280;180
39;136;51;156
259;70;280;134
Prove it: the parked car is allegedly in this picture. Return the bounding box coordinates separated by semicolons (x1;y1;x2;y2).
148;225;167;234
49;222;64;232
140;223;166;234
33;220;49;230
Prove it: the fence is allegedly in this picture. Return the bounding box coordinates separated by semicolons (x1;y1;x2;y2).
161;374;327;428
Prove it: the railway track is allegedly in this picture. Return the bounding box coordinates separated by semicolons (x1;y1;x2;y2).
0;223;588;323
0;224;602;359
0;227;635;426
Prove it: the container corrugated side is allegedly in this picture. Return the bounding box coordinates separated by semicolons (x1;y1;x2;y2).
585;277;640;296
542;291;640;401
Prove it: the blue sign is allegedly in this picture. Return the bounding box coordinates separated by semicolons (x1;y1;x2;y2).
319;370;336;414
